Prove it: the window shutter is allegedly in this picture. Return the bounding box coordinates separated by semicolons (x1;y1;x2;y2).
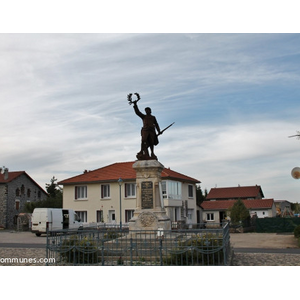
125;183;128;197
75;186;78;199
101;185;103;198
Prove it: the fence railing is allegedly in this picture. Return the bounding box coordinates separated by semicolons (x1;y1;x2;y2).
46;222;231;266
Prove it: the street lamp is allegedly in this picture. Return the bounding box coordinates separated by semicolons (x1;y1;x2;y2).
118;178;123;230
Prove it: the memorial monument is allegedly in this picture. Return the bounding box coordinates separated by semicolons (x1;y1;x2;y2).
127;93;173;231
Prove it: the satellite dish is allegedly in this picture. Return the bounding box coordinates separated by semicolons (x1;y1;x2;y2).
291;167;300;179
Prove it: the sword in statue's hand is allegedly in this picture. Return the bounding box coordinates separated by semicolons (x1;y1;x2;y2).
157;122;175;136
289;131;300;139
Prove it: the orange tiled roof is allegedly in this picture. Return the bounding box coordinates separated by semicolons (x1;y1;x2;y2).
0;171;48;195
58;161;200;185
206;185;264;200
0;171;25;183
201;198;274;210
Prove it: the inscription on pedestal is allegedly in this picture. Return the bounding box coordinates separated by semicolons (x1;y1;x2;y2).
141;181;153;209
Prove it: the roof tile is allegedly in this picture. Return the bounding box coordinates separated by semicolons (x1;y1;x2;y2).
0;171;26;183
0;171;48;195
201;199;274;210
206;185;264;200
58;161;200;185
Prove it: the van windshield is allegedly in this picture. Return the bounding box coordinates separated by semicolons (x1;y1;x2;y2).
74;213;80;222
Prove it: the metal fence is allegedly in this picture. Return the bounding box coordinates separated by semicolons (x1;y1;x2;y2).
46;222;231;266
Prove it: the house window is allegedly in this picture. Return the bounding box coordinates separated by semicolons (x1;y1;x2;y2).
101;184;110;198
16;188;20;197
125;210;134;222
206;213;214;221
15;200;20;210
96;210;103;222
162;180;182;200
76;211;87;222
161;181;167;198
188;185;193;198
27;189;31;198
75;186;87;200
125;183;136;198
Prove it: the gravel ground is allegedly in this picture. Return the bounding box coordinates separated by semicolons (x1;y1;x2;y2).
0;248;47;266
232;252;300;266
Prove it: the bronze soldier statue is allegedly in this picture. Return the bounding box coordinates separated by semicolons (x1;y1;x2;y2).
128;93;174;160
132;100;162;160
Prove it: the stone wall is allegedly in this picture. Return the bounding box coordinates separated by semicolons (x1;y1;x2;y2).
1;174;47;229
0;184;8;228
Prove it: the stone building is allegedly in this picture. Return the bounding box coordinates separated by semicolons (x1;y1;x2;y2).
0;171;48;229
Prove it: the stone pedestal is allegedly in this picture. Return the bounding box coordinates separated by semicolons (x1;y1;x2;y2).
128;160;171;231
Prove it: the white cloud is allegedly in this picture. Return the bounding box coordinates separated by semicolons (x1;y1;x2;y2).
1;33;300;202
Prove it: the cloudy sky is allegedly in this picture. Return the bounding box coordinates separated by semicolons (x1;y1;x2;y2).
1;33;300;202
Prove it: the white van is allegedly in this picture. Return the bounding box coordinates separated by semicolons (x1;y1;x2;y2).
31;208;83;236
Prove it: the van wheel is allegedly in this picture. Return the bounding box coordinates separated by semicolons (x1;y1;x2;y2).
35;233;41;237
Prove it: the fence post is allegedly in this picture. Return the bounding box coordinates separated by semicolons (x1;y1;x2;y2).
46;228;49;266
159;238;163;266
101;240;104;266
130;237;133;266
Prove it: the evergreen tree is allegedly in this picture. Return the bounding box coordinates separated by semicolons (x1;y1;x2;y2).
196;185;207;206
46;176;62;198
228;199;250;223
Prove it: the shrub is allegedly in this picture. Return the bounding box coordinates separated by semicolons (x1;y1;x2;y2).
294;225;300;238
60;235;98;264
164;233;224;266
103;229;122;240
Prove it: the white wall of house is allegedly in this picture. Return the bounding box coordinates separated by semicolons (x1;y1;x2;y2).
249;206;276;218
202;210;220;223
202;205;277;222
62;180;198;225
63;182;136;224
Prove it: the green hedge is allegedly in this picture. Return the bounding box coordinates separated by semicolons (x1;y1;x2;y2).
255;217;300;233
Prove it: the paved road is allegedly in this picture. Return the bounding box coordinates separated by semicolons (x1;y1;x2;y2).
1;230;299;250
0;230;46;248
233;247;300;254
230;232;300;266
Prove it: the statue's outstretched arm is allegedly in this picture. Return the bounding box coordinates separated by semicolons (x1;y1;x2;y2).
133;102;144;119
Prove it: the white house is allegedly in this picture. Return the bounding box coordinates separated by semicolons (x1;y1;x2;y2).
58;161;200;226
201;198;276;224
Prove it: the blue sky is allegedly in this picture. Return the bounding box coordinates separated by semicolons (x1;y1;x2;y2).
1;32;300;202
